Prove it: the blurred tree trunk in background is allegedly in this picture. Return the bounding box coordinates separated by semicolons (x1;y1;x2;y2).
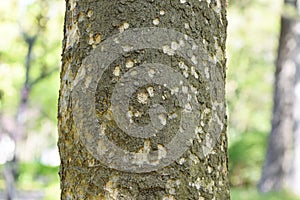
1;1;58;199
259;0;300;195
58;0;230;199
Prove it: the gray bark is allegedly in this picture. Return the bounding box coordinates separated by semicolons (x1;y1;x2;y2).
258;15;295;193
58;0;229;199
289;44;300;195
259;1;300;194
288;15;300;197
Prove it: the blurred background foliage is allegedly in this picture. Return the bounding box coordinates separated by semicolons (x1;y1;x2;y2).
0;0;299;199
227;0;278;187
228;0;299;199
0;0;63;199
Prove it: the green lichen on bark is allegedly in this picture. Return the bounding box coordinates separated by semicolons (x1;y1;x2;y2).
58;0;229;199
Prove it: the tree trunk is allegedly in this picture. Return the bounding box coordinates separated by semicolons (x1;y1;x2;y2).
289;42;300;195
58;0;229;199
258;2;300;194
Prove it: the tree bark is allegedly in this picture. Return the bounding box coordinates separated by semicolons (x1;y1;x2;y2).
58;0;229;199
289;41;300;195
258;3;300;194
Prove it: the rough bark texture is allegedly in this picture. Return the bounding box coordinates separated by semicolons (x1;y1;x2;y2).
58;0;229;199
258;9;300;194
